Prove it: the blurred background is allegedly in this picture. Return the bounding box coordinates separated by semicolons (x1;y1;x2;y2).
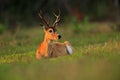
0;1;120;80
0;0;120;34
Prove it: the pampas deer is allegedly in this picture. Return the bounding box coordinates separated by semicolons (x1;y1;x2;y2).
36;11;73;59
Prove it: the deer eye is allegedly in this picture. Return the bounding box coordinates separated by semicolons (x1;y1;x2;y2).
49;29;54;33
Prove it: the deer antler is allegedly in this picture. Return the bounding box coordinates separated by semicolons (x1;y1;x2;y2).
38;13;50;27
53;10;60;27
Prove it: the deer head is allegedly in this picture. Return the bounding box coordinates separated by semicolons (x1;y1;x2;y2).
38;10;61;41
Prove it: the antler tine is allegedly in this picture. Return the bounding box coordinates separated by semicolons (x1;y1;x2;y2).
53;10;60;27
38;13;50;27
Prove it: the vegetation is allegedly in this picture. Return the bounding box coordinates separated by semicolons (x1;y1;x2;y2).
0;0;120;80
0;22;120;80
0;0;119;28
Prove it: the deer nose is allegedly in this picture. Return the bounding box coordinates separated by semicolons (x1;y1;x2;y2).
58;34;61;39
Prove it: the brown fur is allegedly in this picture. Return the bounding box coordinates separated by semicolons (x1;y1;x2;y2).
36;28;72;60
48;42;69;57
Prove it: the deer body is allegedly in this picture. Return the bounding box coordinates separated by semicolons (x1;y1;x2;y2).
36;11;73;60
36;40;72;59
49;41;72;57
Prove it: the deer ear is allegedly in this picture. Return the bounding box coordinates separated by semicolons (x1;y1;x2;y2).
40;23;47;30
42;26;47;31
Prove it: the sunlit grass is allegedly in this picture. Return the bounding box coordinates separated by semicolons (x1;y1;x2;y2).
0;22;120;80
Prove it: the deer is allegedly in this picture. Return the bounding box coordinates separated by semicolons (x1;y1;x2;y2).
36;11;73;60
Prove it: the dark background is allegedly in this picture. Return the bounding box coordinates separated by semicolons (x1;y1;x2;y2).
0;0;120;32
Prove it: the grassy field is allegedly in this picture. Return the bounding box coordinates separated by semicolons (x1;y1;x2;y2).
0;22;120;80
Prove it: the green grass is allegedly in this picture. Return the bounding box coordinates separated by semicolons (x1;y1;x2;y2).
0;22;120;80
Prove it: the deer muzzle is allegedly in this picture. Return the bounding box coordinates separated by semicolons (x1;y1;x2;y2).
58;34;61;39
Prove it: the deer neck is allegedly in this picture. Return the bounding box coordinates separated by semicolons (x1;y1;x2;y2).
42;35;53;55
43;35;53;48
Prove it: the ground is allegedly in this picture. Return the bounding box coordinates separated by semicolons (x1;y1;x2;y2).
0;22;120;80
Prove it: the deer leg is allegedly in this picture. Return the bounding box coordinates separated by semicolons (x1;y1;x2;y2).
36;52;42;60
